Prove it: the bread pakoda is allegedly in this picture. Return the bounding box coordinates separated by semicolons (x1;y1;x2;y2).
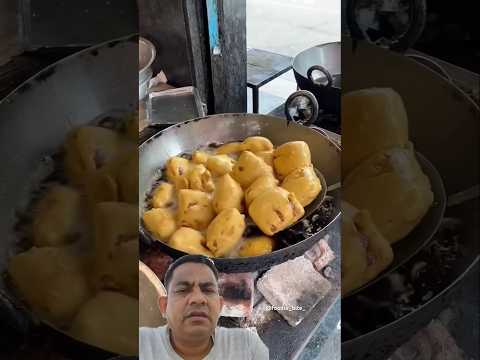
8;246;91;326
281;165;322;207
151;182;174;208
206;208;246;257
142;208;176;240
238;236;274;257
177;189;215;230
169;227;213;256
248;187;304;236
32;185;83;247
343;144;433;243
212;174;244;213
273;141;311;179
231;151;274;188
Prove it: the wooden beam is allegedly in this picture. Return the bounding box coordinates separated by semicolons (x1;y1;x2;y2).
207;0;247;113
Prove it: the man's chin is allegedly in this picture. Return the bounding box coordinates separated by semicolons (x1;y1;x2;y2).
184;317;213;334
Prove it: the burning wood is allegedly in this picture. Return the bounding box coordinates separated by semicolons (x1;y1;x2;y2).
305;236;336;272
218;272;255;318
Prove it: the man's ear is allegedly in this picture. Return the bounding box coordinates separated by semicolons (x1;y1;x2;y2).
158;296;168;317
218;295;224;310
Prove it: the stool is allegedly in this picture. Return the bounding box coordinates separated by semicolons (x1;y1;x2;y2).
247;48;293;113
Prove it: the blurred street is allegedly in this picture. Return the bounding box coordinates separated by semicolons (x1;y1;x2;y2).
246;0;341;113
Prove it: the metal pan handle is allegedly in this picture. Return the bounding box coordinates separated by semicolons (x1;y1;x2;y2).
284;90;319;127
307;65;333;88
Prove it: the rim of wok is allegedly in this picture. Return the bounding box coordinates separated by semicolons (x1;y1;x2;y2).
139;114;342;272
0;34;138;358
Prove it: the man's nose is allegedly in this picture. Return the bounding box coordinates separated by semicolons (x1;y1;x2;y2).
188;285;207;304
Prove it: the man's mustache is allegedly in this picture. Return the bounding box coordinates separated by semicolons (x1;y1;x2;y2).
184;309;210;319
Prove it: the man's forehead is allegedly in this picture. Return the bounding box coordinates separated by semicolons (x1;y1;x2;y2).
170;262;217;284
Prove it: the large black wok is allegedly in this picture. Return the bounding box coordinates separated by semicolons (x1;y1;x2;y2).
0;36;137;357
293;42;341;115
341;37;479;359
139;114;341;273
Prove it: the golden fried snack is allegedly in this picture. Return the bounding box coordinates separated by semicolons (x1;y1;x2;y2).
116;151;139;204
212;174;244;213
70;291;138;356
273;141;311;179
83;142;137;206
341;202;368;296
215;142;243;155
240;136;274;153
92;202;139;297
343;144;433;243
32;185;83;247
169;227;213;257
244;175;279;207
206;154;235;176
238;236;274;257
151;182;174;208
256;150;274;167
231;151;274;188
356;211;394;282
281;165;322;207
64;126;124;186
341;201;393;296
8;246;91;326
188;164;215;193
165;156;190;190
206;208;246;257
85;167;119;205
142;208;176;240
192;150;210;165
342;88;409;176
177;189;215;230
248;187;304;236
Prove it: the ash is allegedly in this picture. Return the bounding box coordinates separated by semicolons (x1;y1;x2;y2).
276;195;337;246
342;218;465;340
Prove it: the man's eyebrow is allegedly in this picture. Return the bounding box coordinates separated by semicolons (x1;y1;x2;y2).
199;281;216;288
173;281;193;287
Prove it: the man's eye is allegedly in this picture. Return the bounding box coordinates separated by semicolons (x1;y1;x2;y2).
175;288;187;293
203;288;215;294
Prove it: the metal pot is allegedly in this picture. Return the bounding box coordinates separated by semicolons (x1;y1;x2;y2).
139;37;156;100
341;36;479;359
292;42;341;115
139;113;341;273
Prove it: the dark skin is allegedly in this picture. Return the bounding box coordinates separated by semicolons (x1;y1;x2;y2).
159;263;224;360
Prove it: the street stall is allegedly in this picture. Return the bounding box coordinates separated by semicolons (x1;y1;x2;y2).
137;1;343;359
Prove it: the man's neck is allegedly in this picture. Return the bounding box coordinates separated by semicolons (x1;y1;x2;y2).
169;329;213;360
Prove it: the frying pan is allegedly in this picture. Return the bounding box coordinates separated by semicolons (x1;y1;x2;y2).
139;114;341;273
0;36;137;357
341;36;479;359
292;42;341;115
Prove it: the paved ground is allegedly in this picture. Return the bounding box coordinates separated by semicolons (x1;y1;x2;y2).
246;0;341;114
247;0;340;57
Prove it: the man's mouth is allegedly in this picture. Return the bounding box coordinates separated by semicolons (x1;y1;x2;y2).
186;311;209;320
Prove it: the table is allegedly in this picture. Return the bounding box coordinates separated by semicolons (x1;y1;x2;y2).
247;48;293;113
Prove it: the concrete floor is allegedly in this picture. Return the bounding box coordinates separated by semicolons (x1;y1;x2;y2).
246;0;341;114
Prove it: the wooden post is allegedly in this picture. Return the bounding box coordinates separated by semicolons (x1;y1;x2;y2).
206;0;247;113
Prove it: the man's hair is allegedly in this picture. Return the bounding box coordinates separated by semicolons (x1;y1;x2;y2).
163;255;219;292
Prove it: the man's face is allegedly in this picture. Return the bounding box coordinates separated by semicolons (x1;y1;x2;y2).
160;262;223;339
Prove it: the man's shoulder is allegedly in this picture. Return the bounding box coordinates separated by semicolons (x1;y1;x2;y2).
140;325;167;338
